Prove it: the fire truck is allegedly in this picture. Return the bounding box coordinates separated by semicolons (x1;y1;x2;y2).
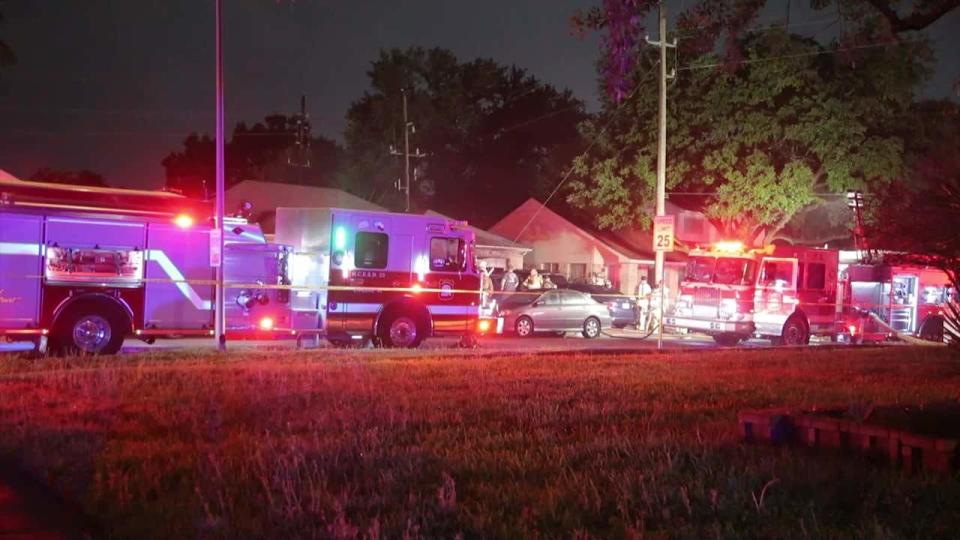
844;261;955;343
664;242;840;346
275;207;486;348
664;241;956;345
0;176;320;354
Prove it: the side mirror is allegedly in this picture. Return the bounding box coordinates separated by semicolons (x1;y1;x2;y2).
532;301;541;307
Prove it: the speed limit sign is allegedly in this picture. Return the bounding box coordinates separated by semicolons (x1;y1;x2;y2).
652;215;675;252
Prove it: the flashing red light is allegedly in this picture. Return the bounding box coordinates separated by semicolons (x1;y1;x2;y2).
411;283;423;293
848;324;857;335
174;214;194;228
478;319;491;333
259;317;274;330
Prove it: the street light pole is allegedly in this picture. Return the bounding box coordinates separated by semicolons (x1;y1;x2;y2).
214;0;226;351
402;88;411;212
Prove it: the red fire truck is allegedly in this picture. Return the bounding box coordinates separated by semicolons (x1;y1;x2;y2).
275;207;488;348
664;241;956;345
0;176;320;354
664;242;841;346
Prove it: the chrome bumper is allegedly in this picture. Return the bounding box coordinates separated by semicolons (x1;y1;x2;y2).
663;316;754;334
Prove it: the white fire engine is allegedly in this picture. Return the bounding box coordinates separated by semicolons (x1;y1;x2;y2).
275;207;488;348
0;176;320;354
664;241;955;345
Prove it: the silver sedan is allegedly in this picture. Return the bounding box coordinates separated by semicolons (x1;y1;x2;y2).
496;289;613;338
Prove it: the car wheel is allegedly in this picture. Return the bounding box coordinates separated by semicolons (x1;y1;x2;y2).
515;316;534;337
780;316;809;346
53;301;126;355
582;316;601;339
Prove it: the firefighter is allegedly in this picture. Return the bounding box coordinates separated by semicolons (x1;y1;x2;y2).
635;275;652;331
479;261;494;309
523;268;544;290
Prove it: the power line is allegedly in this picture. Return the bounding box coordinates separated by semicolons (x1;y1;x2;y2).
677;37;925;72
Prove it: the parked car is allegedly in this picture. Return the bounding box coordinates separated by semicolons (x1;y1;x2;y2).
567;283;638;329
496;289;612;338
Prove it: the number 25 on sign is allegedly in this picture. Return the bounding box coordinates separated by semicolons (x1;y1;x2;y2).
652;215;675;252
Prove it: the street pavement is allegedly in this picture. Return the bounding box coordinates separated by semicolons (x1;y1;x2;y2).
118;328;795;355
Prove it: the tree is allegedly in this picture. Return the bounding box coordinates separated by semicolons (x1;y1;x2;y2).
573;0;958;101
341;47;586;226
865;101;960;345
29;168;108;187
162;115;341;198
568;27;931;240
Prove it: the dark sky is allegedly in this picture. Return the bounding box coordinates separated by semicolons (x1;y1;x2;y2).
0;1;957;190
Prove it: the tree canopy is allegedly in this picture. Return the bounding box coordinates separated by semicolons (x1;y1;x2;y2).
29;167;108;187
341;47;586;227
162;115;341;199
568;2;945;242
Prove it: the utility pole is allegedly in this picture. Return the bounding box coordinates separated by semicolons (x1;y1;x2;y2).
646;2;675;350
390;88;426;213
213;0;226;351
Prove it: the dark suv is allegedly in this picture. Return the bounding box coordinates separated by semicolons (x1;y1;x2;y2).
567;283;637;328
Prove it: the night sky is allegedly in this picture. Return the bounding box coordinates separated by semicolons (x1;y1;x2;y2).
0;1;957;190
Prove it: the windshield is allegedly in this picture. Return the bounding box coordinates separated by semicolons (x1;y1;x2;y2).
685;257;716;283
713;258;756;285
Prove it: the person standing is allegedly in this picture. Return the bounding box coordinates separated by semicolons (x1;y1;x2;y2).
501;262;519;292
479;261;494;309
635;275;653;330
523;268;544;290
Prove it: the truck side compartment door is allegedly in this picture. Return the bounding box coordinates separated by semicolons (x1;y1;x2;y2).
0;214;43;330
144;224;214;330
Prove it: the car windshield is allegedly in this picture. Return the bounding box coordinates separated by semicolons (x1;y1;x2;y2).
713;257;756;285
685;257;715;283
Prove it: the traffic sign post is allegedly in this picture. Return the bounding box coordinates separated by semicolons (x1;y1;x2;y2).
653;215;675;253
652;215;675;349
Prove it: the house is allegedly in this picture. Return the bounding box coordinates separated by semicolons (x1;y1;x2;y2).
225;180;386;236
489;199;720;296
424;210;531;270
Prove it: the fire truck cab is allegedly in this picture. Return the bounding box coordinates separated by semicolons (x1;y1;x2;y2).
665;242;840;346
275;207;486;348
0;176;320;354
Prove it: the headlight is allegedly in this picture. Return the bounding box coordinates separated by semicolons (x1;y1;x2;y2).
719;298;739;320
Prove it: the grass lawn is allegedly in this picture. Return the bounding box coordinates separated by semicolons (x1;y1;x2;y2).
0;346;958;539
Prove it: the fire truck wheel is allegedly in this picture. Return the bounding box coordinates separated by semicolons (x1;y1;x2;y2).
514;316;534;337
780;316;809;346
379;313;424;348
582;317;602;339
917;316;945;342
712;333;742;347
53;301;127;356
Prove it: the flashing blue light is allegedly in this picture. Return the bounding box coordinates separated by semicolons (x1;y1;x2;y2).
334;226;347;250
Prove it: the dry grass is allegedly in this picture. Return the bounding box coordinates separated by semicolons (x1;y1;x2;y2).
0;346;958;539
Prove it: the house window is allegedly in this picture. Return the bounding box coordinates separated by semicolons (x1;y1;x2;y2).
355;232;388;269
430;237;465;272
569;263;587;282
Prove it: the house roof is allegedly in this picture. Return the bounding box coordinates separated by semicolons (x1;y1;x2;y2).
226;180;386;233
490;198;686;263
424;210;530;251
